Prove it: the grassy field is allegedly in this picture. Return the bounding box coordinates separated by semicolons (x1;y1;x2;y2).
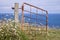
23;27;60;40
0;21;60;40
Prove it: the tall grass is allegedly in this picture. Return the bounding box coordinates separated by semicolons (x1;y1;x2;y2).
0;20;29;40
0;20;60;40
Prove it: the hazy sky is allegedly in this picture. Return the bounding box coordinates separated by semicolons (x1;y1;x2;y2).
0;0;60;13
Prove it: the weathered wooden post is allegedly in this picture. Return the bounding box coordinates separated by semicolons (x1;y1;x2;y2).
14;3;19;23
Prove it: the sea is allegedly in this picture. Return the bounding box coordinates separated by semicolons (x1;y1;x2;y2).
0;13;60;28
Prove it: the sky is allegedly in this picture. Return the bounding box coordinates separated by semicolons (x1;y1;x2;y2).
0;0;60;13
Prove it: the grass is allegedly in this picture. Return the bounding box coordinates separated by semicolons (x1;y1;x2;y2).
0;21;29;40
24;25;60;40
0;21;60;40
47;29;60;40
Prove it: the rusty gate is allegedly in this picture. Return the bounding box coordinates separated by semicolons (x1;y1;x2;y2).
12;3;48;40
21;3;48;40
21;2;48;33
0;2;48;40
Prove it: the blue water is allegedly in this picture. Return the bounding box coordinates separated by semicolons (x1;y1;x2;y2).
48;14;60;28
0;13;60;28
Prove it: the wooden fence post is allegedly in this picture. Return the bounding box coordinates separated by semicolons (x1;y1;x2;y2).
14;3;19;23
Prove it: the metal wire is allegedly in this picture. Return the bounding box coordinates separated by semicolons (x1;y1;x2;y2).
21;2;48;40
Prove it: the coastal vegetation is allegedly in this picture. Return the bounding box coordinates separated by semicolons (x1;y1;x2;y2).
0;20;60;40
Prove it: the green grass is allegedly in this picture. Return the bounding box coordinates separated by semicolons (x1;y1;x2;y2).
0;21;60;40
23;29;60;40
0;22;29;40
20;25;60;40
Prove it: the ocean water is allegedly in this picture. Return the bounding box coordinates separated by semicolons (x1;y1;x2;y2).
48;14;60;28
0;13;60;28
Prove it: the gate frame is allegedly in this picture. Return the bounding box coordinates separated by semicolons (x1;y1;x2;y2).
21;2;48;33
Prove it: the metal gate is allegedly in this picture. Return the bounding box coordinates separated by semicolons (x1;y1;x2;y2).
0;2;48;40
20;2;48;40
